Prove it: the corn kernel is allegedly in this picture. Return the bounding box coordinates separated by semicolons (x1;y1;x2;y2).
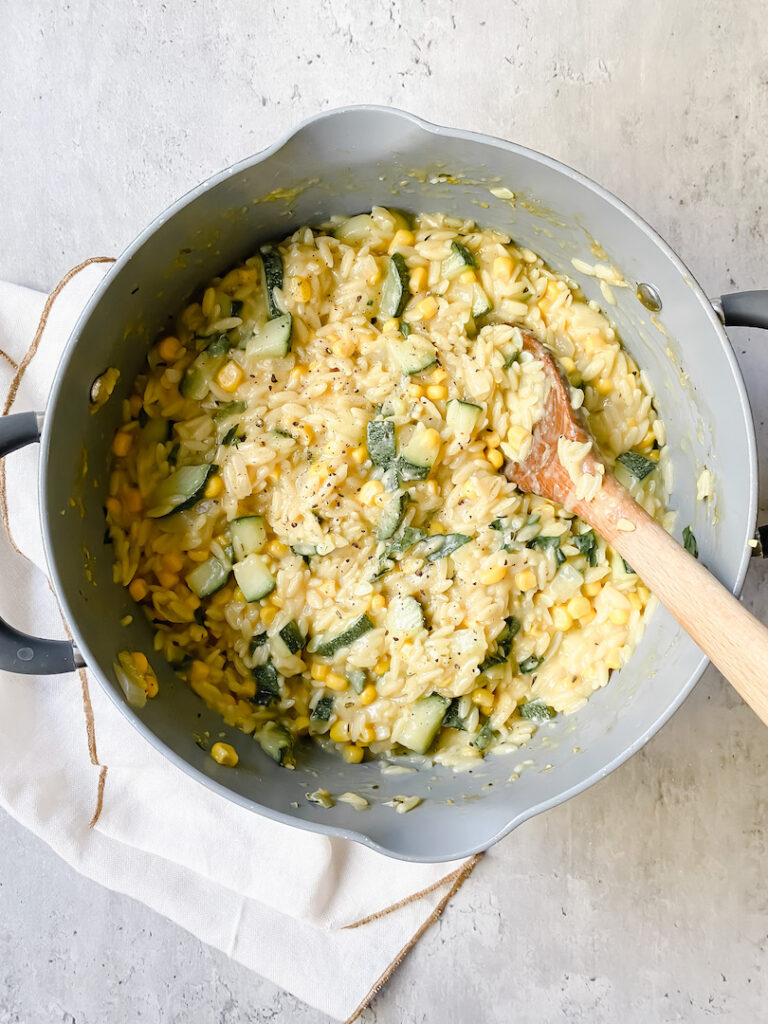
105;496;122;517
358;724;376;744
268;539;289;557
429;520;446;535
351;445;367;464
189;660;209;684
409;265;428;293
485;430;501;449
319;580;337;598
460;268;478;285
204;474;224;499
296;423;315;446
311;661;329;681
416;295;439;320
583;581;602;597
129;394;143;418
609;608;630;626
628;592;642;611
231;587;245;603
487;448;504;470
211;741;239;767
421;428;441;450
216;360;245;393
260;605;278;625
637;586;651;604
157;570;179;589
359;480;385;506
112;431;133;458
552;606;573;631
291;276;312;303
162;552;184;573
329;720;351;743
342;743;364;764
560;356;576;374
480;564;508;585
128;577;148;602
370;594;386;611
567;595;592;619
605;651;622;671
359;683;378;705
326;672;349;692
515;569;538;592
425;384;448;401
374;658;390;676
331;336;356;358
293;715;310;735
429;367;448;385
507;424;531;449
289;364;308;387
144;673;159;698
389;229;415;251
382;318;400;334
367;264;382;286
124;487;143;513
472;688;495;711
407;383;424;399
157;335;181;362
130;650;149;673
493;256;514;281
596;378;613;395
580;609;597;624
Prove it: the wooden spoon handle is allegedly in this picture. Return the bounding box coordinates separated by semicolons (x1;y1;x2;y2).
578;476;768;726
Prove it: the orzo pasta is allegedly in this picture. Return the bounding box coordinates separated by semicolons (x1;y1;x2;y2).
106;207;669;770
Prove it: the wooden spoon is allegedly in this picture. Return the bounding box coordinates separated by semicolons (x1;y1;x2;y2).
506;331;768;726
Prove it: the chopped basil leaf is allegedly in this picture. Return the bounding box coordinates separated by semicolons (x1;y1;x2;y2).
683;525;699;558
617;450;656;480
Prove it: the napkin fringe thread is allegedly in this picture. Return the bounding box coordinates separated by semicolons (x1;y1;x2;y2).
343;852;483;1024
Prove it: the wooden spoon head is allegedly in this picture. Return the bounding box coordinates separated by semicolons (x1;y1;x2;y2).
505;331;603;507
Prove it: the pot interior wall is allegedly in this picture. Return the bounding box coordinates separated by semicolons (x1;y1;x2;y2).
42;109;755;860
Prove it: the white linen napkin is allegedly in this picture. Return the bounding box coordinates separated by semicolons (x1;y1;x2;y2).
0;261;480;1023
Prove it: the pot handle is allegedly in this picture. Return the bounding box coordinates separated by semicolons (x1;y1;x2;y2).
716;291;768;330
0;412;80;675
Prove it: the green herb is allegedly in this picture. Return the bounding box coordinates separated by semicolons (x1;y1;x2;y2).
683;525;699;558
384;526;428;560
400;321;412;337
572;529;598;567
622;558;636;575
441;698;466;731
527;535;565;564
311;695;334;721
617;450;656;481
478;616;520;672
221;424;242;446
426;533;472;562
519;699;556;721
472;719;494;750
518;655;544;675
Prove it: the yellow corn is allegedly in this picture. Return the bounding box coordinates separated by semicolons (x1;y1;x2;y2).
156;571;179;589
485;430;501;449
289;363;308;386
605;651;622;671
204;475;224;499
472;688;495;711
567;595;592;619
211;742;239;767
370;594;386;611
128;577;148;602
374;658;390;676
596;378;613;395
232;587;245;602
293;715;310;735
202;287;217;318
358;724;376;745
331;336;356;358
560;356;576;374
367;264;381;286
429;366;448;384
421;428;441;450
515;569;538;592
216;360;245;392
580;609;597;624
425;384;448;401
486;448;504;469
507;424;531;449
552;606;573;631
125;487;143;513
268;539;288;557
311;661;329;681
637;586;651;604
260;605;277;625
129;394;143;418
389;229;415;251
459;268;477;284
480;564;508;585
189;660;209;684
326;672;349;692
130;650;149;673
407;382;424;399
359;683;378;706
342;743;364;763
609;608;630;626
157;335;181;362
295;422;315;446
112;431;133;458
409;265;428;293
329;720;351;743
359;480;385;506
292;276;312;303
639;429;656;451
416;295;439;320
144;672;159;698
583;581;602;597
319;580;337;598
628;592;643;611
105;496;122;517
162;552;184;573
429;520;446;535
493;256;514;281
188;548;209;562
350;445;367;464
382;318;400;333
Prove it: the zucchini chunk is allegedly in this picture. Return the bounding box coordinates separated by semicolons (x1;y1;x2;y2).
313;614;374;657
230;516;267;560
399;694;449;754
255;721;295;767
380;253;410;319
146;464;215;518
260;246;285;318
233;554;276;601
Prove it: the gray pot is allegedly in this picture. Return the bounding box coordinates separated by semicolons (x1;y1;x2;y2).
2;106;765;862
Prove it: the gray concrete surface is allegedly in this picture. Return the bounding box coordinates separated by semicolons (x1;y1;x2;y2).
2;0;768;1021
